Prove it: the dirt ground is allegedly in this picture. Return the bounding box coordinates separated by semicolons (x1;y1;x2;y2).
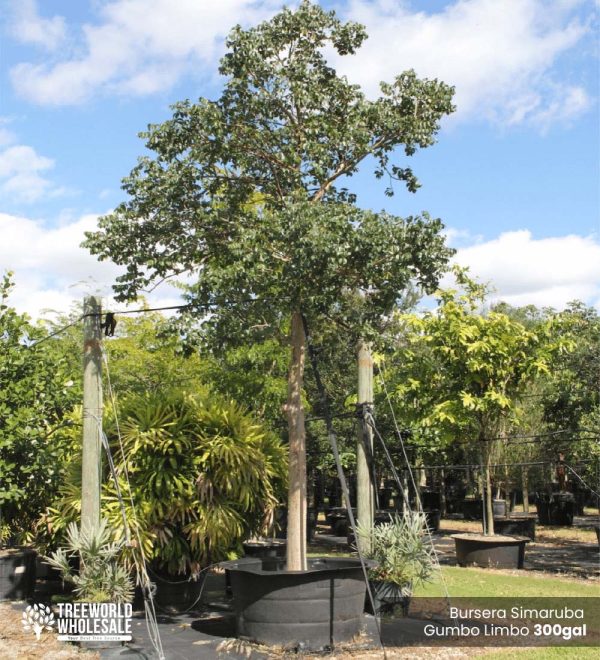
0;603;97;660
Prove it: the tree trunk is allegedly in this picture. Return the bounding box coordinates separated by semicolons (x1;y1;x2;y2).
285;311;307;571
483;447;495;535
439;468;447;517
522;467;530;513
504;462;511;513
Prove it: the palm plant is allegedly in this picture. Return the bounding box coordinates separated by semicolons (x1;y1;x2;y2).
48;389;287;575
44;519;134;603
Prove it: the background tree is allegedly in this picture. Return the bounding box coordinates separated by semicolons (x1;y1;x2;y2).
84;1;455;569
390;269;567;534
0;273;79;542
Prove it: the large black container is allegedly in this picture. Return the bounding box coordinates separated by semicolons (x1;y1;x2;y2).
0;547;36;601
461;498;483;520
491;516;536;541
453;534;529;569
492;499;507;518
274;507;317;541
536;492;575;526
424;509;441;533
223;556;373;650
151;571;206;613
420;490;441;511
326;507;356;537
365;580;410;616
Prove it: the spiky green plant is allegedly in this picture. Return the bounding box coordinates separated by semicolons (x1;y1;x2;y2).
356;510;438;597
44;519;134;603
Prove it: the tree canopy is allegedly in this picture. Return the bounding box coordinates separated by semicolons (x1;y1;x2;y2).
84;0;455;333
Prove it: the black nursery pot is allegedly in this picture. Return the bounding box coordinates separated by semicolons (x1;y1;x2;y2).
453;534;529;569
222;556;374;651
491;516;536;541
461;498;483;520
0;547;36;601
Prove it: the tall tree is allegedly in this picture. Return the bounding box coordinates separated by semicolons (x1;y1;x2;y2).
391;269;565;534
84;1;454;568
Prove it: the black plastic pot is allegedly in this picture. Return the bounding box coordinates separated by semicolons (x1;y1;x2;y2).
421;490;441;511
0;547;36;601
326;507;356;537
537;493;575;526
222;556;374;651
461;498;483;520
243;539;286;559
274;507;317;541
551;493;575;525
150;571;206;613
492;499;507;518
537;498;550;524
424;509;441;533
453;534;530;569
365;580;410;616
491;516;536;541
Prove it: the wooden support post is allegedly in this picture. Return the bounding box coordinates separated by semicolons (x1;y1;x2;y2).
357;341;375;553
81;296;102;533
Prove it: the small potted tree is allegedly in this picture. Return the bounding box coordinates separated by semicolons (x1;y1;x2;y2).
393;271;568;569
357;510;437;616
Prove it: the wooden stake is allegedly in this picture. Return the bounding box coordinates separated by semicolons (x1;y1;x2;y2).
81;296;102;533
285;311;307;571
357;341;374;553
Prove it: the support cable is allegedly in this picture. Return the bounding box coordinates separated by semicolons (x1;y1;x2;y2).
301;315;387;659
376;362;454;610
563;463;600;499
102;348;166;660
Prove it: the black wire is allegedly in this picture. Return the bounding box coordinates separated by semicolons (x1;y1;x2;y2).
28;315;85;347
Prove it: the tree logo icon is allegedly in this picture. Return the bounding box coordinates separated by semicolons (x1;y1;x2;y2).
22;603;55;640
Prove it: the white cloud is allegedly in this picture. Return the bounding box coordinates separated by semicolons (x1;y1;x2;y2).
0;212;186;319
333;0;593;127
452;229;600;308
0;145;56;203
9;0;593;127
10;0;67;51
10;0;282;105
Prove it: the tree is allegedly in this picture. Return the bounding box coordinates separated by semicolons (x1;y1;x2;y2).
0;273;79;541
391;269;565;534
84;1;455;569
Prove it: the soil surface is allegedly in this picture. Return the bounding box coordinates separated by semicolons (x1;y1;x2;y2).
0;603;97;660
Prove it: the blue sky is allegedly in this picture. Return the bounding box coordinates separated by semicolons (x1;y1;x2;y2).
0;0;598;317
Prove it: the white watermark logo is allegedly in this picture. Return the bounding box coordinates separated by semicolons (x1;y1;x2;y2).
22;604;55;640
55;602;132;642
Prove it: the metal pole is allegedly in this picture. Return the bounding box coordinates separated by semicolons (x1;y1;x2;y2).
81;296;102;533
357;341;375;552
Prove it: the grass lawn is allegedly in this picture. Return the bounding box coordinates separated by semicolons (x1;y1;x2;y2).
414;568;599;659
414;565;600;598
